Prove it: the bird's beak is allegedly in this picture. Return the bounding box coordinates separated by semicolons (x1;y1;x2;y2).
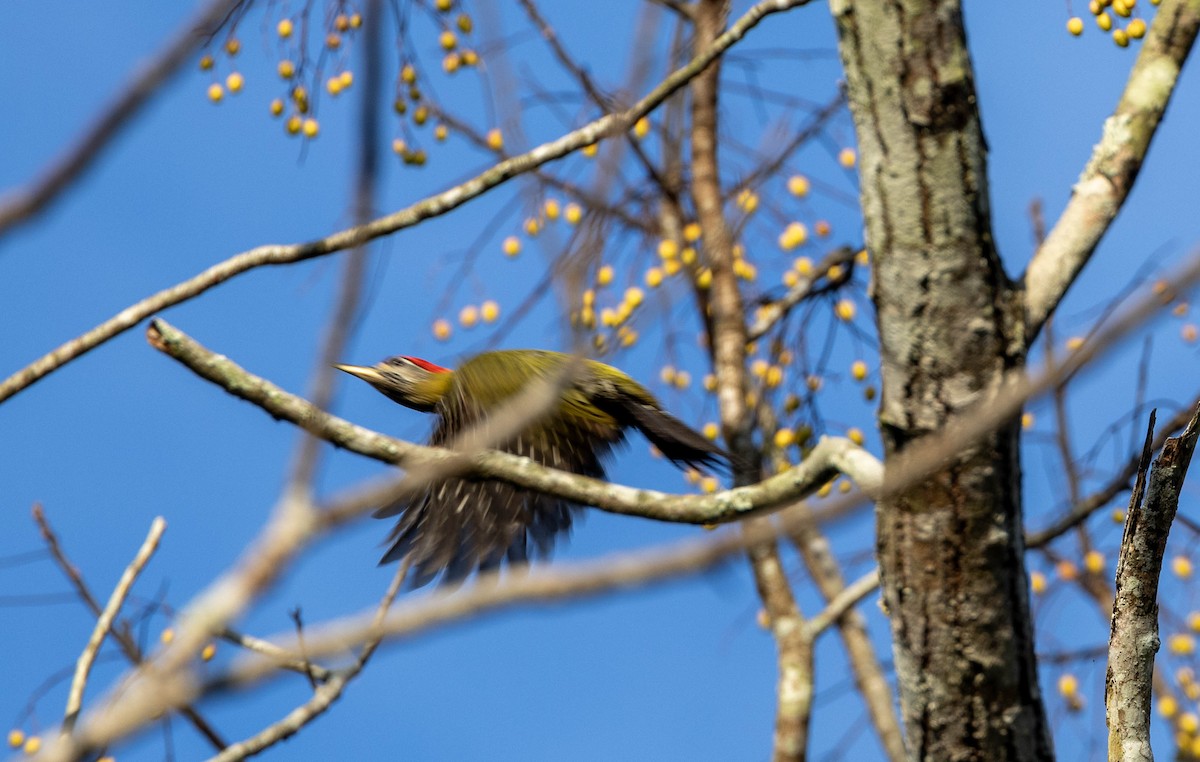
333;363;385;384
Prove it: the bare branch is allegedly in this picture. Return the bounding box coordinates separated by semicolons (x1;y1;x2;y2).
0;0;242;237
1106;405;1200;760
0;0;813;407
63;517;167;732
801;567;880;640
32;505;227;750
1023;0;1200;337
206;560;406;762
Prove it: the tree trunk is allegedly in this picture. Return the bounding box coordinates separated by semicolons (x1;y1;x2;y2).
829;1;1053;759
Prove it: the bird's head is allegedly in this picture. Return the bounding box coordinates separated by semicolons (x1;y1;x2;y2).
334;355;452;412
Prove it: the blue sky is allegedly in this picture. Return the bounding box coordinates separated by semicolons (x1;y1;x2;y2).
3;2;1200;760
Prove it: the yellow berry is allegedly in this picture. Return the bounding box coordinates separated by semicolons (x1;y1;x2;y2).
1058;674;1078;697
285;114;302;135
787;174;810;197
619;327;638;347
339;71;353;88
1128;18;1147;38
582;143;598;157
202;643;216;661
277;18;294;38
443;53;461;73
1175;556;1194;578
695;268;712;289
658;239;679;260
350;13;362;28
1182;324;1198;343
596;265;614;286
269;98;284;117
440;30;457;50
700;476;719;494
302;118;319;138
459;305;479;328
327;76;344;96
737;188;759;213
625;286;644;308
207;82;225;102
1097;12;1113;30
774;428;795;448
199;54;214;71
1171;634;1197;655
432;319;452;340
1084;550;1104;574
778;221;809;251
1056;559;1078;581
335;13;351;31
675;371;691;389
1189;611;1200;632
413;105;429;125
1030;571;1047;595
815;220;832;237
633;116;650;139
1066;336;1085;351
8;730;25;749
1112;508;1126;523
680;247;697;265
225;72;244;93
401;64;417;84
326;33;342;49
1067;16;1085;35
224;38;241;56
22;737;40;755
278;60;296;79
434;124;448;141
481;300;500;323
160;628;174;645
524;217;540;236
793;256;813;276
834;299;856;321
683;222;702;242
838;147;857;168
702;422;719;440
644;267;663;288
486;128;504;151
564;203;582;224
1159;696;1179;718
1113;28;1129;47
1021;411;1035;430
544;199;561;220
457;13;474;33
847;427;865;446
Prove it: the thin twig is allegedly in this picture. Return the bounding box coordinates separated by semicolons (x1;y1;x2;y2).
32;505;228;751
63;517;167;731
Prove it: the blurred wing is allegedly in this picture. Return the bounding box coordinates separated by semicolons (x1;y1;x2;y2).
375;401;618;586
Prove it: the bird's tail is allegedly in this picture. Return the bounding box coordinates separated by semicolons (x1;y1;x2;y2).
613;399;735;473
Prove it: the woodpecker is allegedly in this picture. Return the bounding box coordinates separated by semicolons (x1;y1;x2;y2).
335;349;729;584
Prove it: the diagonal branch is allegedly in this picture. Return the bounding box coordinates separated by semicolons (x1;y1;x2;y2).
63;517;166;732
0;0;812;407
1023;0;1200;338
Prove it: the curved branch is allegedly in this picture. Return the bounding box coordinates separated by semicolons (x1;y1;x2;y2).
0;0;812;408
1023;0;1200;338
